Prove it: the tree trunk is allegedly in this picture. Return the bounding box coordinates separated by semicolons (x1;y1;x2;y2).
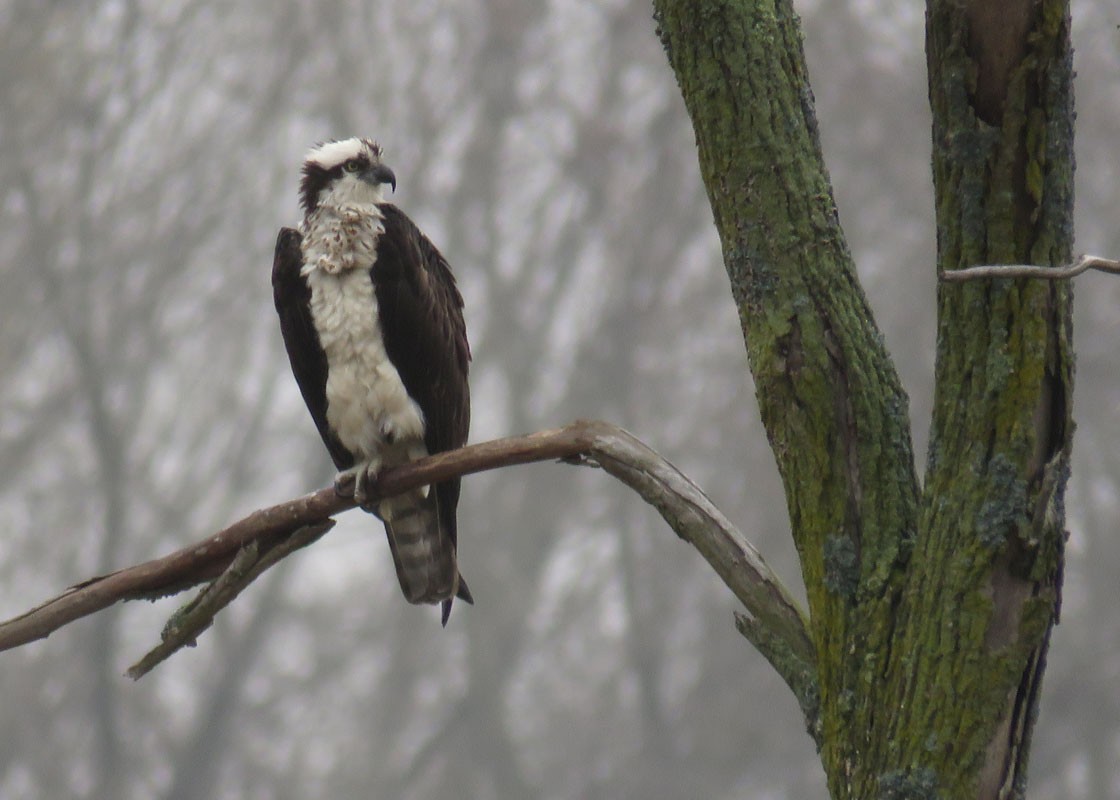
652;1;1074;797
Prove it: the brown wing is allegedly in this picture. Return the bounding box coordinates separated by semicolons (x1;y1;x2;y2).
372;204;472;621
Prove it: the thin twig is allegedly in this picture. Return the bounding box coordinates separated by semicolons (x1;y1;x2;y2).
939;254;1120;282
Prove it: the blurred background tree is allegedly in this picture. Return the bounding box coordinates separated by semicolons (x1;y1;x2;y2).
0;2;1115;798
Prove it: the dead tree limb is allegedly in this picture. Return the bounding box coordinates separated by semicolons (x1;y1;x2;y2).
125;521;335;680
0;420;815;713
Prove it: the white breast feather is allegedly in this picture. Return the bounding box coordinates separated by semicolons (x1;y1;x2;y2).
301;202;426;466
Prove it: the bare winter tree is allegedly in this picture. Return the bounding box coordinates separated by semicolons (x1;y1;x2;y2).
1;2;1118;799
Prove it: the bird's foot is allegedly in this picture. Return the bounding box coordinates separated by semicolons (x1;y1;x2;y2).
334;458;382;510
333;466;359;498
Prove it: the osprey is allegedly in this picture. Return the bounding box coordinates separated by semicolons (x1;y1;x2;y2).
272;137;472;624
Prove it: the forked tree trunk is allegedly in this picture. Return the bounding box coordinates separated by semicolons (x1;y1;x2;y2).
652;1;1074;797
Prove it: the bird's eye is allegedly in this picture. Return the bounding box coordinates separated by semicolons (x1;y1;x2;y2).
343;160;361;173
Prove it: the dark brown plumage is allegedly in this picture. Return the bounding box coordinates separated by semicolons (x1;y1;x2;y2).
272;139;471;624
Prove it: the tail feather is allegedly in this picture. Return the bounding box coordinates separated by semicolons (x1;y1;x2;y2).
441;575;474;627
380;493;468;623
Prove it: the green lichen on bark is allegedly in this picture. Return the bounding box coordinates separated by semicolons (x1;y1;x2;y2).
652;4;918;575
877;1;1075;798
878;767;939;800
653;0;1075;798
735;610;823;742
823;534;859;598
654;1;1075;797
653;0;920;795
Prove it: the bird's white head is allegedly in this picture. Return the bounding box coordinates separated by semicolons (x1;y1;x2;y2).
299;137;397;214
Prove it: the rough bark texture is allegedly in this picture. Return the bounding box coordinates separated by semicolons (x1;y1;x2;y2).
653;0;921;774
883;2;1075;798
653;0;1074;798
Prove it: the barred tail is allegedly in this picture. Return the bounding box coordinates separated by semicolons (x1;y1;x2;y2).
380;492;471;624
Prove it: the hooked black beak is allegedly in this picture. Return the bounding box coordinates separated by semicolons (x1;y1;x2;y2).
362;163;396;193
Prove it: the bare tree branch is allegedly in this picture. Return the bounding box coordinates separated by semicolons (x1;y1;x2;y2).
0;420;814;710
125;521;334;680
939;253;1120;282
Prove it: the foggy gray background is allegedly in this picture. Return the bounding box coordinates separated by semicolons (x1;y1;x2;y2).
1;2;1116;798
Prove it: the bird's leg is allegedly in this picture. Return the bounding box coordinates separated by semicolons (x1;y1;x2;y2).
401;438;431;500
375;419;431;501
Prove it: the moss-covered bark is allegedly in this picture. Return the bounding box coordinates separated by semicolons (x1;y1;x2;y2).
653;0;921;777
653;0;1075;798
874;2;1075;798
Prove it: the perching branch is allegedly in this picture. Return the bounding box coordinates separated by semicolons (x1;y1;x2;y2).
0;421;815;714
939;253;1120;282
